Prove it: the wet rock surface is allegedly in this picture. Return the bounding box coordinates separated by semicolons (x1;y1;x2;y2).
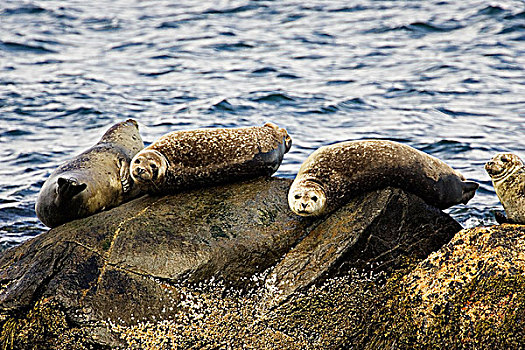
0;177;463;349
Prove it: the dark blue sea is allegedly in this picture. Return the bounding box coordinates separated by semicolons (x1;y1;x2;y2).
0;0;524;251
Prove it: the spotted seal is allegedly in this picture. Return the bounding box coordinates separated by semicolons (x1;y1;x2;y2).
485;153;525;224
288;140;479;216
130;122;292;193
35;119;144;228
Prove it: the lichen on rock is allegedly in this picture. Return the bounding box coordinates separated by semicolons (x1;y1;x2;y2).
360;224;525;349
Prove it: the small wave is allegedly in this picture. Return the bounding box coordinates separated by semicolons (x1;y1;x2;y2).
328;5;368;13
367;21;463;35
84;17;121;31
436;107;487;117
111;42;149;51
281;13;306;23
0;41;57;54
292;54;325;60
0;4;46;16
0;129;33;137
212;42;254;51
210;99;234;111
139;69;177;77
498;24;525;35
251;67;278;75
309;98;373;114
276;73;300;79
158;21;180;29
57;106;103;118
252;92;295;103
338;97;373;109
504;10;525;20
207;99;254;114
405;21;464;33
419;139;473;155
11;152;55;166
33;59;64;65
476;5;506;17
150;54;176;60
326;79;355;86
204;4;264;15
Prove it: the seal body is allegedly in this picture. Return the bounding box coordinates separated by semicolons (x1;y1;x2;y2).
485;153;525;224
36;119;144;228
288;140;479;216
130;123;292;193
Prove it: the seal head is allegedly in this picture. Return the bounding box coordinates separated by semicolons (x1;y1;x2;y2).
131;150;169;188
288;180;326;216
485;153;523;182
485;152;525;224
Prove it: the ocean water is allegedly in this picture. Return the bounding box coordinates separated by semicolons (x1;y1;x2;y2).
0;0;524;251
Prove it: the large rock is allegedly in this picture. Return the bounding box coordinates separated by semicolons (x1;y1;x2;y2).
358;224;525;349
0;177;460;349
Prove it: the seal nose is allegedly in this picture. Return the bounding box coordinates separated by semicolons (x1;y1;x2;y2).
302;202;308;209
137;167;145;175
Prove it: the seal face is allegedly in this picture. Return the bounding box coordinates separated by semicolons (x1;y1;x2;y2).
35;119;145;228
130;122;292;193
485;153;525;224
131;150;169;189
287;181;326;216
288;140;479;216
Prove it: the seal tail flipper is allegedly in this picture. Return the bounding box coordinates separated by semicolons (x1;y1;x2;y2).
56;177;87;200
461;181;479;204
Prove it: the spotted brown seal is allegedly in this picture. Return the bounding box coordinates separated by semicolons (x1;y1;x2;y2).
288;140;479;216
130;122;292;193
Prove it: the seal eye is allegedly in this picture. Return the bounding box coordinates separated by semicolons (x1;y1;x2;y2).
311;195;318;202
134;159;140;164
294;194;301;200
151;163;157;170
501;155;510;163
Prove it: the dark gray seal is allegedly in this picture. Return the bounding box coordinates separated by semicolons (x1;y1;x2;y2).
35;119;144;227
485;153;525;224
288;140;479;216
130;122;292;193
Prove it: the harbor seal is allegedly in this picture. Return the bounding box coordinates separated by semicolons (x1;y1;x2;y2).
130;122;292;193
288;140;479;216
485;153;525;224
35;119;144;228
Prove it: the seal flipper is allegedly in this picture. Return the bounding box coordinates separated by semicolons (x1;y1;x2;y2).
461;181;479;204
494;211;513;225
56;177;87;201
118;158;132;193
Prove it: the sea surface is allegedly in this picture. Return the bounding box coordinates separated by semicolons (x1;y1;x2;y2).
0;0;524;251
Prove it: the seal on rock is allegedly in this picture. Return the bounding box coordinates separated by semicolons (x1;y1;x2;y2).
485;153;525;224
130;122;292;193
288;140;479;216
35;119;144;228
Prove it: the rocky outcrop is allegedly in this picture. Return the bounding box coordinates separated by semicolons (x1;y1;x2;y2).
357;224;525;349
0;177;461;349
